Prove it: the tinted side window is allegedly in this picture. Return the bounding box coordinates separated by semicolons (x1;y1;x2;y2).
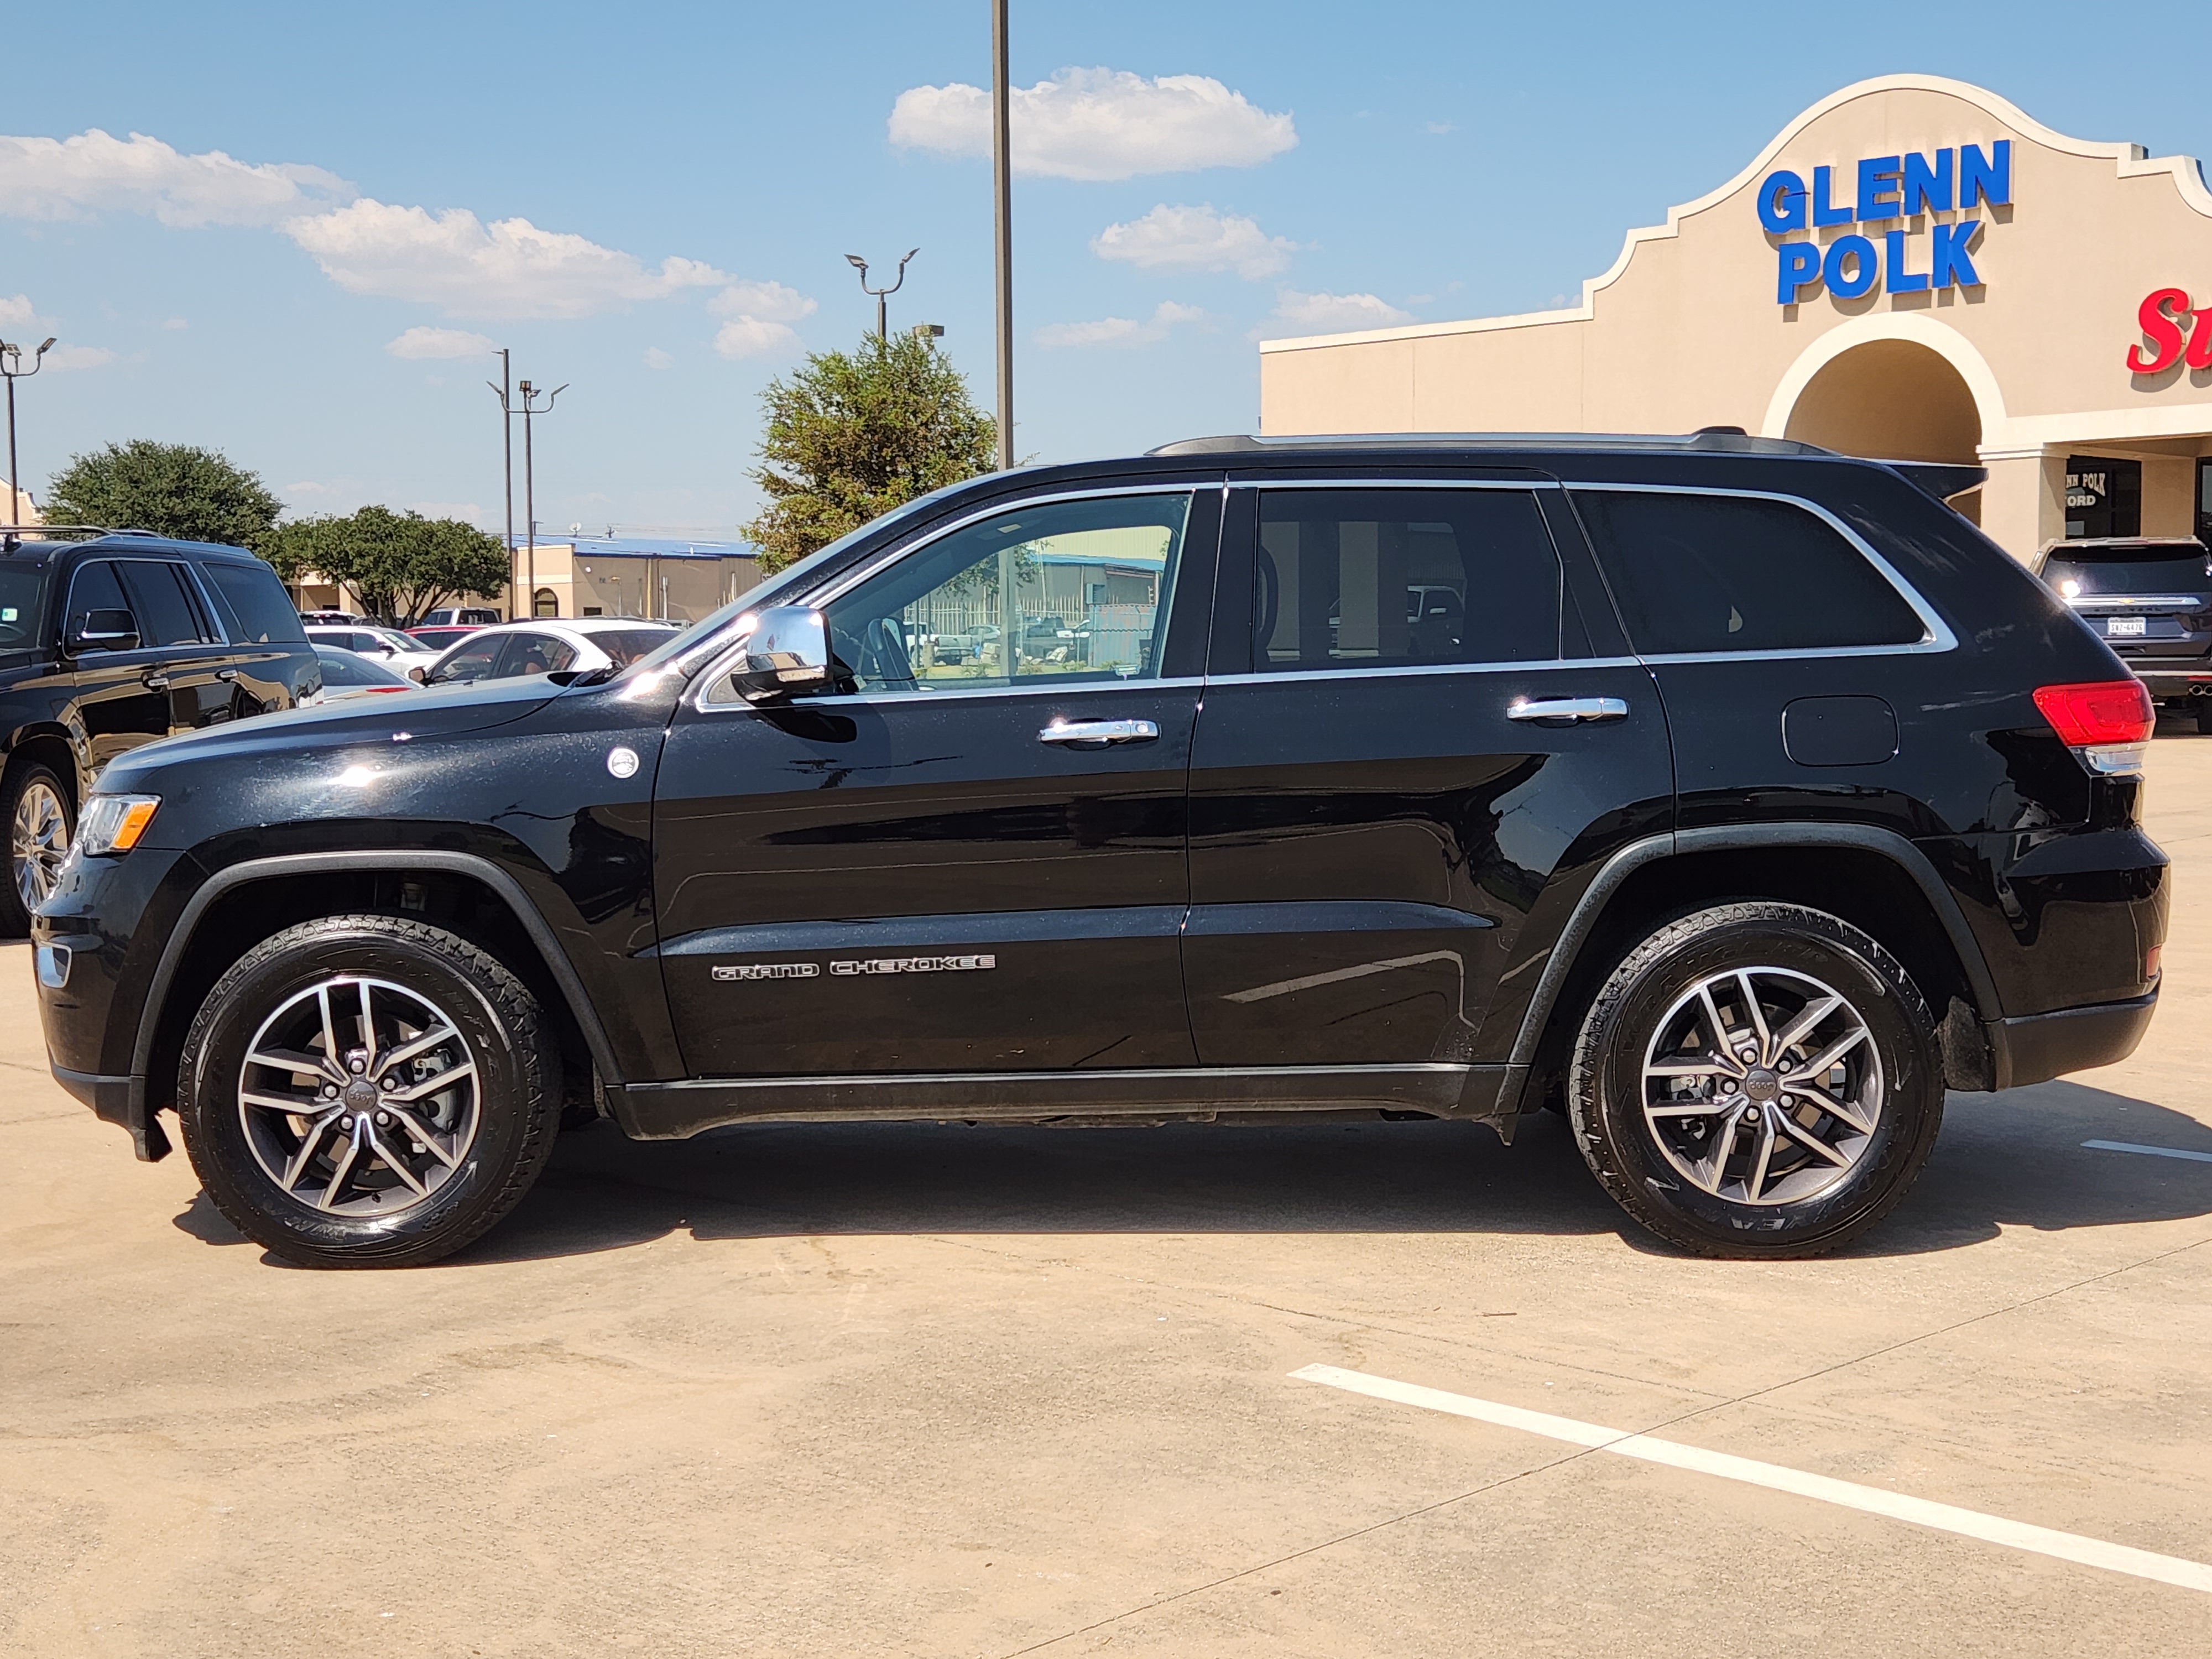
204;561;310;644
1253;488;1561;672
1575;491;1927;654
429;637;507;684
65;560;130;633
117;561;213;647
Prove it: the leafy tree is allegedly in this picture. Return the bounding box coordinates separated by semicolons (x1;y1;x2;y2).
46;440;282;547
744;331;997;573
262;507;508;625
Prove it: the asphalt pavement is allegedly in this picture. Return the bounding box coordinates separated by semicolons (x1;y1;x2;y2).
4;733;2211;1657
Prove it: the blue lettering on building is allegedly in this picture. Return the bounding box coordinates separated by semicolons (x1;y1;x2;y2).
1763;141;2006;306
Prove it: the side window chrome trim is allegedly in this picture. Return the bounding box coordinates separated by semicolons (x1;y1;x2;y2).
1225;477;1563;492
1564;480;1958;659
690;674;1207;715
178;561;234;645
798;480;1215;612
1201;656;1641;688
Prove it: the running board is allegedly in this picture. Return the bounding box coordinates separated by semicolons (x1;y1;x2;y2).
615;1063;1517;1140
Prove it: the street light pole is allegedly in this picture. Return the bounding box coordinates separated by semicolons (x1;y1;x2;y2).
844;249;920;340
515;379;566;618
992;0;1013;471
0;336;55;531
486;349;515;618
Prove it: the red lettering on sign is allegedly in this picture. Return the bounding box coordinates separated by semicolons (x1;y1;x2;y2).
2126;288;2192;374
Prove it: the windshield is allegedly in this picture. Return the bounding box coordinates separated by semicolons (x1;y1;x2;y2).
625;480;998;676
315;646;409;687
591;627;681;667
2046;550;2212;597
0;561;46;662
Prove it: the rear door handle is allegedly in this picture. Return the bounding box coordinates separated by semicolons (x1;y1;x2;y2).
216;668;239;682
142;674;171;691
1039;717;1160;745
1507;696;1628;724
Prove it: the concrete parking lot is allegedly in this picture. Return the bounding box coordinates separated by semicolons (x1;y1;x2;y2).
5;740;2211;1659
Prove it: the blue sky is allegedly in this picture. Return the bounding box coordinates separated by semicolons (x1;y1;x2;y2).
1;1;2204;539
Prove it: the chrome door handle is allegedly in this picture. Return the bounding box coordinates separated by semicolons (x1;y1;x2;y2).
142;674;171;691
1507;696;1628;724
216;668;239;682
1039;717;1160;745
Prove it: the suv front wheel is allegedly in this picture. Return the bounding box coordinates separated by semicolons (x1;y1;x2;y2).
1568;903;1944;1259
178;915;561;1267
3;759;72;935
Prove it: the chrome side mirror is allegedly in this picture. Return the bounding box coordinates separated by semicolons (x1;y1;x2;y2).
730;606;832;701
68;608;140;654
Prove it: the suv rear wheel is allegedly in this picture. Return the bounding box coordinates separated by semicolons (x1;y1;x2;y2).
1567;902;1943;1258
178;915;560;1267
3;759;72;935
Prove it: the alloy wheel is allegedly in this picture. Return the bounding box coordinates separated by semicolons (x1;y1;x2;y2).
11;778;68;911
1640;965;1882;1206
236;975;483;1218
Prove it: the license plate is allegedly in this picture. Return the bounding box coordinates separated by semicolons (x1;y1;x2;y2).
2105;616;2147;637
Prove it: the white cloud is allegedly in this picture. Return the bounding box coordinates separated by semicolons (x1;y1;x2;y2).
1271;289;1415;332
643;346;673;370
286;199;731;321
890;67;1295;181
0;128;352;226
385;325;495;360
714;316;801;359
43;344;117;371
161;316;187;330
1092;203;1294;279
0;293;34;326
1425;121;1455;136
708;280;815;324
1035;300;1204;349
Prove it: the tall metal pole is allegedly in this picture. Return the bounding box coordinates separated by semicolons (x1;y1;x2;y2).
992;0;1014;471
0;337;54;531
498;349;514;617
515;379;566;619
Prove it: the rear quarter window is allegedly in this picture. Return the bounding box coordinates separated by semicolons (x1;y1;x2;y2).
202;560;310;645
1575;490;1929;655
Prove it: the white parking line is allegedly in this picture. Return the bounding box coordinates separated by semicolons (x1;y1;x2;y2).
2084;1139;2212;1165
1291;1364;2212;1595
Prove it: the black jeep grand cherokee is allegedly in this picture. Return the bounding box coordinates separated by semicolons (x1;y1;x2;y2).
33;435;2166;1266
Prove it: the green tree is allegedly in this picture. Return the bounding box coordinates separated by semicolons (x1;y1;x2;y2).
262;507;508;625
744;331;997;573
46;440;282;547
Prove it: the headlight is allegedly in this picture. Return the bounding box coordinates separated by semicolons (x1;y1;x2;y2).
75;794;161;856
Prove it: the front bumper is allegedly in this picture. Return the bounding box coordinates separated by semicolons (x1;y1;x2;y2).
1989;987;2159;1089
48;1065;170;1159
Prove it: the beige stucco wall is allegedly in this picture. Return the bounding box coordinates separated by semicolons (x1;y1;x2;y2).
1260;76;2212;560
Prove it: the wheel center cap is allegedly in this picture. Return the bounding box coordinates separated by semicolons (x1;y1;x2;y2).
1743;1068;1781;1103
343;1079;379;1112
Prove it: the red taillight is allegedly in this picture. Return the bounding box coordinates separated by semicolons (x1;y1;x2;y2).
2032;680;2154;747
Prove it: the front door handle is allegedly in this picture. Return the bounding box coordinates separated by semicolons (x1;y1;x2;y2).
216;668;239;682
1507;696;1628;724
1040;717;1160;746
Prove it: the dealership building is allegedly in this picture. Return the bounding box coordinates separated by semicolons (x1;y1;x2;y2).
1259;75;2212;561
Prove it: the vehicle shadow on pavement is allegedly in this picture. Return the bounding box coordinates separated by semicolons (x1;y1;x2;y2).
170;1077;2212;1266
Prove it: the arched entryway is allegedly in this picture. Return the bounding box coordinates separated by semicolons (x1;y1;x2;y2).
1783;338;1984;467
1765;315;2007;524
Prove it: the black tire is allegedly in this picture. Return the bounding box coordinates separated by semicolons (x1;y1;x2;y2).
1567;902;1943;1259
178;915;561;1267
1;759;73;936
2194;702;2212;737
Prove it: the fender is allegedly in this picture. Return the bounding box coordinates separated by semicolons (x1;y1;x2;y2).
130;848;629;1098
1499;822;2006;1110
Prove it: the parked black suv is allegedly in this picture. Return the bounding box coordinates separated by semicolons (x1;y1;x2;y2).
2;530;319;934
32;436;2166;1266
2033;536;2212;727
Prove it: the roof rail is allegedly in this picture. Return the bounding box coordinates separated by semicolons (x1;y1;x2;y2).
1145;430;1836;458
0;524;166;551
